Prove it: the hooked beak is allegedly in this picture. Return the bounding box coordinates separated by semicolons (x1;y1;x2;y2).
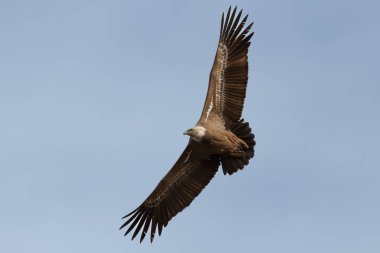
183;129;190;135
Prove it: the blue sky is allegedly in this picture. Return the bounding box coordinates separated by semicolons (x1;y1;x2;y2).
1;0;379;252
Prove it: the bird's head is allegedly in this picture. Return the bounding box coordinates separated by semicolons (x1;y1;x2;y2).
183;126;206;142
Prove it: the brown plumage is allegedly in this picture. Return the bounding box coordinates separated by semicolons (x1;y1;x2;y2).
120;6;255;242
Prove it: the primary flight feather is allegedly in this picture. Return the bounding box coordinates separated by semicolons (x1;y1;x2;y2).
120;6;255;243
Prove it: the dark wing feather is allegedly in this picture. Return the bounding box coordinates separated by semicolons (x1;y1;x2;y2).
120;145;220;242
199;6;254;129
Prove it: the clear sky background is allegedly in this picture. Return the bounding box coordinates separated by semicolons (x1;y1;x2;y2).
1;0;379;252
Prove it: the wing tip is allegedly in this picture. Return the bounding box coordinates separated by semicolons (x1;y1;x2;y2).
219;7;254;45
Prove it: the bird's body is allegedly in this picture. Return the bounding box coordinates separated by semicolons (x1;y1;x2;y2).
185;122;248;158
120;6;255;242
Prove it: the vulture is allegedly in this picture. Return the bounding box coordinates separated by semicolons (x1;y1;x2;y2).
120;6;255;242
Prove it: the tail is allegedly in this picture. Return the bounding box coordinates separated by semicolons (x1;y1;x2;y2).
221;119;255;175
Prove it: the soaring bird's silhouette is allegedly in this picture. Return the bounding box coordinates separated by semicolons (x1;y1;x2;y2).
120;6;255;242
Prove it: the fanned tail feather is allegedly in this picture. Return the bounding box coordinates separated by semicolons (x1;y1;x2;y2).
221;119;255;175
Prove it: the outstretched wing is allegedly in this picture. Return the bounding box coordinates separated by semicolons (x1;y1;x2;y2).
120;145;220;243
199;6;254;129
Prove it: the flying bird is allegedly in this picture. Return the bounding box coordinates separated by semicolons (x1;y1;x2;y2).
120;6;255;242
